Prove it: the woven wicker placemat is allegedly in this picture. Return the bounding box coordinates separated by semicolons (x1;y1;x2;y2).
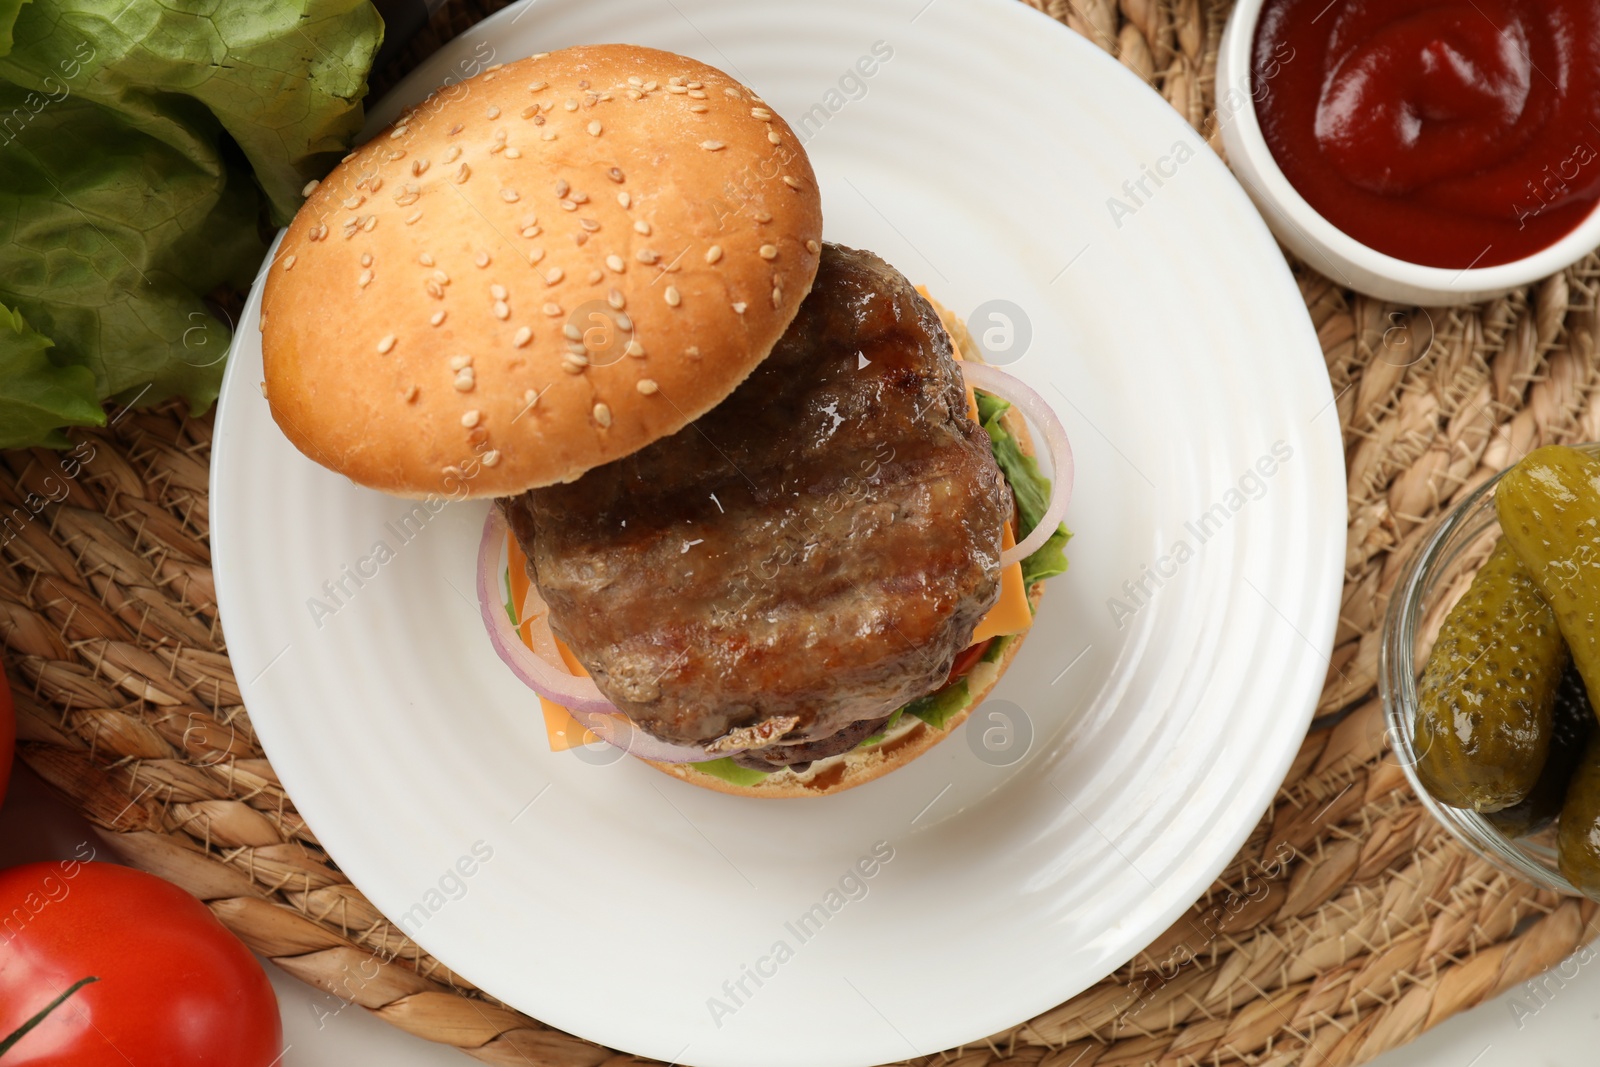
5;1;1600;1064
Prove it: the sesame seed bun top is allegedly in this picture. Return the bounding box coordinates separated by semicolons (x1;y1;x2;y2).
261;44;823;498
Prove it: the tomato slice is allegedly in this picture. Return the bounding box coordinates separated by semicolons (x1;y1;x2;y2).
946;638;994;686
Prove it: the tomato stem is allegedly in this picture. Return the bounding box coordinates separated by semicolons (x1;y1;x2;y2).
0;975;99;1057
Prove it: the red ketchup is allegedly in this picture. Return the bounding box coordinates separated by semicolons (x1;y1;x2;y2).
1252;0;1600;269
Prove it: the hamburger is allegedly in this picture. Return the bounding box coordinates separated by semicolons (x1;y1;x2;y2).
262;44;1072;797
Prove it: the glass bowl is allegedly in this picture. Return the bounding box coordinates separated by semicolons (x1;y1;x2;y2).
1380;447;1600;896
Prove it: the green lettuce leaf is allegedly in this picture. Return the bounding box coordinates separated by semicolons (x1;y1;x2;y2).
691;758;772;788
0;0;29;59
0;0;382;445
0;301;99;448
905;677;971;731
976;389;1072;587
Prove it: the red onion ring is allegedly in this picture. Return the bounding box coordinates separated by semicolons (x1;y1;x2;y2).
958;361;1075;568
476;508;726;763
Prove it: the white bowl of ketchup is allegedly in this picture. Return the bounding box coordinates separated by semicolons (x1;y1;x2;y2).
1218;0;1600;306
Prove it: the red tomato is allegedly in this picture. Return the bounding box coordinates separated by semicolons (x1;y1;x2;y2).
0;861;281;1065
0;659;13;807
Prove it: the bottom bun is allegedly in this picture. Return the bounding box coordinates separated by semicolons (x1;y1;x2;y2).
644;583;1041;797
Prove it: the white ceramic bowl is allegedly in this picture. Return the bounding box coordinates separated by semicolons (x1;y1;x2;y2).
1217;0;1600;306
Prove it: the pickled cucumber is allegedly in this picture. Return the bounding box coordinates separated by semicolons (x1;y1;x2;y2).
1487;663;1595;838
1558;732;1600;899
1414;537;1568;812
1496;444;1600;715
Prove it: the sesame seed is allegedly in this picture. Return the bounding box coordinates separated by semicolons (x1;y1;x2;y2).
572;192;589;204
768;130;781;145
637;378;659;395
559;199;577;211
454;369;475;391
359;253;373;268
616;312;633;332
302;179;320;197
705;245;723;264
771;286;783;307
506;148;521;159
564;98;578;111
625;340;645;357
431;310;447;326
562;354;588;373
343;195;363;209
493;300;510;319
754;210;772;223
490;284;508;300
626;89;643;100
593;402;612;427
370;176;383;193
636;249;659;264
406;212;423;225
377;334;396;353
523;389;538;406
608;167;625;183
362;215;378;231
606;254;625;272
668;84;688;94
587;120;602;136
434;269;450;284
689;104;708;113
461;410;482;428
665;286;681;307
607;288;626;310
782;175;801;189
283;254;297;270
529;248;546;264
529;81;548;91
427;280;444;299
404;384;419;402
358;269;373;287
752;108;772;120
487;105;501;119
420;253;435;266
450;123;464;135
688;89;707;99
634;219;651;235
566;340;587;355
562;324;582;341
541;131;557;141
532;51;549;60
724;86;742;99
542;302;563;316
579;218;601;232
628;76;644;88
521;225;541;238
444;145;462;163
521;105;538;119
554;179;570;197
412;158;430;176
501;189;520;202
700;140;725;151
454;163;471;183
588;269;603;284
617;191;631;208
390;125;409;139
387;149;406;161
759;244;778;260
513;326;532;347
450;354;472;370
806;239;820;253
482;450;501;467
477;252;492;268
732;301;747;314
545;267;564;285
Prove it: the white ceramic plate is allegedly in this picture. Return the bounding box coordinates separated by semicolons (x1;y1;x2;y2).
212;2;1345;1064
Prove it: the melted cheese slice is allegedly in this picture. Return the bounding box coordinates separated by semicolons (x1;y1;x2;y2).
515;318;1034;752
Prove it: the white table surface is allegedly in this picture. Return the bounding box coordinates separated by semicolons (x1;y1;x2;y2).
2;762;1593;1065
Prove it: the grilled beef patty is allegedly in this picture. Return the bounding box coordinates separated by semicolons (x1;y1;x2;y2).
502;243;1009;765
